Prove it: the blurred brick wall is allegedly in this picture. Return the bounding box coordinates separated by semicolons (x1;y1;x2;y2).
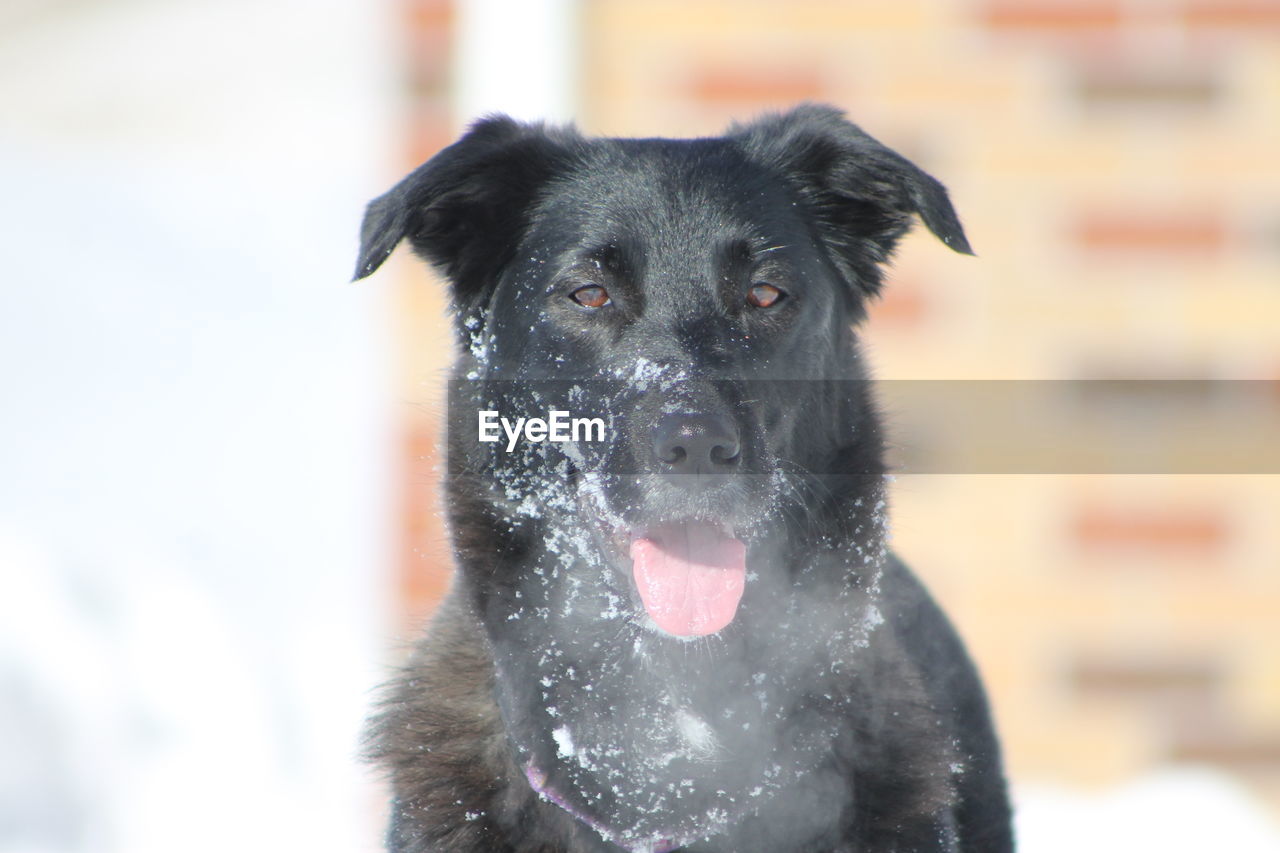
391;0;457;631
390;0;1280;811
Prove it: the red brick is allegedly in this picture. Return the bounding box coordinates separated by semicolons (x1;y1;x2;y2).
406;29;452;97
400;422;451;626
1074;66;1221;110
1171;732;1280;770
1070;504;1230;553
1071;658;1221;701
867;280;927;327
1072;210;1227;255
405;0;454;35
688;67;825;107
979;0;1124;32
1184;1;1280;30
407;105;454;167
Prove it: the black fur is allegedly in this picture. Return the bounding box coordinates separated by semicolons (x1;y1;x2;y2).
356;104;1013;852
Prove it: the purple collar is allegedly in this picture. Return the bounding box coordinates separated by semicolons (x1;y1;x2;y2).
523;760;684;853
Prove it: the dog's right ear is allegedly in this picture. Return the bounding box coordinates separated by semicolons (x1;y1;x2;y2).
353;115;578;312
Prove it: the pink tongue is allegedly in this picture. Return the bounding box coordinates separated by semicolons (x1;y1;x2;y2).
630;523;747;637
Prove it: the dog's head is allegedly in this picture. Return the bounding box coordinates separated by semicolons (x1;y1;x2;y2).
357;105;972;844
355;104;969;639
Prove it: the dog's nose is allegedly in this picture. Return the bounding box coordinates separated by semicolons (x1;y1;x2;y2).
651;413;741;483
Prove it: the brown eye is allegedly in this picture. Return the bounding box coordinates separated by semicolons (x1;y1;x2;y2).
569;284;611;308
747;283;785;308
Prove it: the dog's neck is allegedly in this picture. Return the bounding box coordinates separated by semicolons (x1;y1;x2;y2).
472;500;890;850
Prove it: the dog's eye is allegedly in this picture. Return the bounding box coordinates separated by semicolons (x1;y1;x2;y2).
747;283;785;309
569;284;611;308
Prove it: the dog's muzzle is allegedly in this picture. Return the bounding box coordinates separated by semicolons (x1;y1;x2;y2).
650;412;741;490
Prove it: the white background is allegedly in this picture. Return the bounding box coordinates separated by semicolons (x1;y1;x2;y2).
1;1;393;850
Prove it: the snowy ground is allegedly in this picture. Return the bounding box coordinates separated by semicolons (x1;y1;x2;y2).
1015;771;1280;852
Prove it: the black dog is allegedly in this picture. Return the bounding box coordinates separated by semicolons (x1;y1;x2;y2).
354;105;1013;852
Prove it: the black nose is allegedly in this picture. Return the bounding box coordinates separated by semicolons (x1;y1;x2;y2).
651;413;741;483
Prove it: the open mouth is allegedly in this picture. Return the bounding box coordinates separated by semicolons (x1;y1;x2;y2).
629;521;747;638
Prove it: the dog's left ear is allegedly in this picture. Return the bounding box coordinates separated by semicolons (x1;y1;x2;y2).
352;115;579;316
732;104;972;298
